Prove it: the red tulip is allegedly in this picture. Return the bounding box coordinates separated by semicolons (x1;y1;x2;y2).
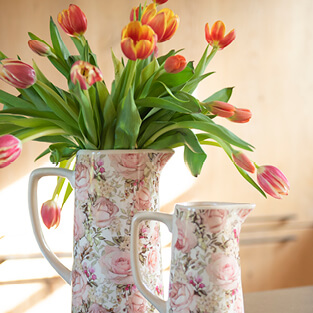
228;108;252;123
205;20;236;50
257;165;290;199
57;4;87;37
121;21;157;60
0;134;22;168
70;60;103;90
206;101;235;118
28;40;52;57
41;200;61;229
153;0;168;4
0;59;36;89
232;151;255;173
164;55;187;73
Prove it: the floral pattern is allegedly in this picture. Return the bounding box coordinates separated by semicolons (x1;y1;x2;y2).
72;150;173;313
168;204;253;313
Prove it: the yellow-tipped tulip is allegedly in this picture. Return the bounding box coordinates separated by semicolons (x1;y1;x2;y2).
121;21;157;60
70;61;103;90
58;4;87;37
205;20;236;50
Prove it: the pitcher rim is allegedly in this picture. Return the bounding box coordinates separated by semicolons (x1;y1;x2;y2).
77;148;174;155
176;201;256;210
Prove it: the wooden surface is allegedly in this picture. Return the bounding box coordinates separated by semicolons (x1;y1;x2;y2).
0;0;313;293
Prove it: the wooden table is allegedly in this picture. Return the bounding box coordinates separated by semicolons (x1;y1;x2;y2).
244;285;313;313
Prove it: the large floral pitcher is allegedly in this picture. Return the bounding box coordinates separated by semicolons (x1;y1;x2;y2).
28;149;174;313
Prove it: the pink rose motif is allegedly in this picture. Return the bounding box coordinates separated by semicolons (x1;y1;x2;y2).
235;292;244;313
134;186;152;211
206;253;240;290
88;303;109;313
147;249;160;272
169;282;195;313
99;246;133;285
238;208;252;222
109;153;149;180
75;163;91;201
202;209;228;233
74;208;85;241
72;269;88;307
151;225;160;246
156;152;173;170
92;197;119;228
174;219;198;254
126;290;147;313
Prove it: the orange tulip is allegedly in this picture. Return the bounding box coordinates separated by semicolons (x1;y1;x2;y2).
121;21;157;60
206;101;235;118
58;4;87;37
232;151;255;173
205;21;236;50
228;108;252;123
164;55;187;73
140;4;179;42
0;59;36;89
70;61;103;90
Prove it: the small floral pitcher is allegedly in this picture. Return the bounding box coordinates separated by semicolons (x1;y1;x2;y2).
131;202;255;313
28;149;174;313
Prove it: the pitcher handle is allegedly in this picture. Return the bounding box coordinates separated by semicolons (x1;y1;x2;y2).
28;167;75;285
131;212;173;313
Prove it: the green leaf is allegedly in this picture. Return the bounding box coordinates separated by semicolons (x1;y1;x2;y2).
61;182;73;208
114;89;141;149
111;49;124;84
0;50;8;60
203;87;234;103
100;94;116;149
183;143;207;177
0;90;36;110
157;49;176;65
181;72;215;94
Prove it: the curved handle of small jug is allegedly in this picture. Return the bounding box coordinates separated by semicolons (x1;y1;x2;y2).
28;167;75;285
131;212;173;313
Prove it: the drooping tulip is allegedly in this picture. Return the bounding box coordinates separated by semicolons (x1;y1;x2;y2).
232;151;255;173
205;20;236;50
228;108;252;123
206;101;235;118
121;21;157;60
0;59;36;89
70;60;103;90
41;200;61;229
0;134;22;168
28;40;52;57
164;55;187;73
142;4;179;42
57;4;87;37
256;165;290;199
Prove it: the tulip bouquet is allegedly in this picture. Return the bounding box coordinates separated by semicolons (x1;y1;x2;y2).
0;1;289;226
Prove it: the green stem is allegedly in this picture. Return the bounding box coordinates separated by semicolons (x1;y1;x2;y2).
123;60;137;99
19;127;67;143
205;46;218;68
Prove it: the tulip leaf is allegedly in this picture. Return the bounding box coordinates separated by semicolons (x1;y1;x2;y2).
0;50;8;60
61;182;73;208
0;90;36;110
183;144;207;177
182;72;215;94
203;87;234;103
114;89;141;149
157;49;176;65
101;94;116;149
111;49;124;84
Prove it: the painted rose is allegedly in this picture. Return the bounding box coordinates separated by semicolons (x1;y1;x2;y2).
238;208;252;222
126;290;147;313
202;209;228;233
92;197;119;228
156;152;173;170
109;153;149;180
147;248;160;272
75;162;91;201
99;246;133;284
74;207;85;241
206;253;240;290
169;282;195;313
174;219;197;253
134;186;152;211
151;224;160;246
88;303;110;313
72;269;88;307
235;292;244;313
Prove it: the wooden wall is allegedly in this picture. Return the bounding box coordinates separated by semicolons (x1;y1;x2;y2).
0;0;312;292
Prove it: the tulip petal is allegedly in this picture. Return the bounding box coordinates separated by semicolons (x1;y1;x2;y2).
219;29;236;49
121;38;137;61
148;12;166;41
211;21;226;41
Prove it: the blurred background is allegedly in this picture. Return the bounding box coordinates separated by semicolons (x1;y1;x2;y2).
0;0;312;312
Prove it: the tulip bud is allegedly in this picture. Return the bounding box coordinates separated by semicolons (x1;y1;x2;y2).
257;165;290;199
28;40;52;57
164;55;187;74
205;20;236;50
0;59;36;89
121;21;157;60
153;0;168;4
206;101;235;118
232;151;255;173
70;61;103;90
57;4;87;37
41;200;61;229
0;134;22;168
228;108;252;123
